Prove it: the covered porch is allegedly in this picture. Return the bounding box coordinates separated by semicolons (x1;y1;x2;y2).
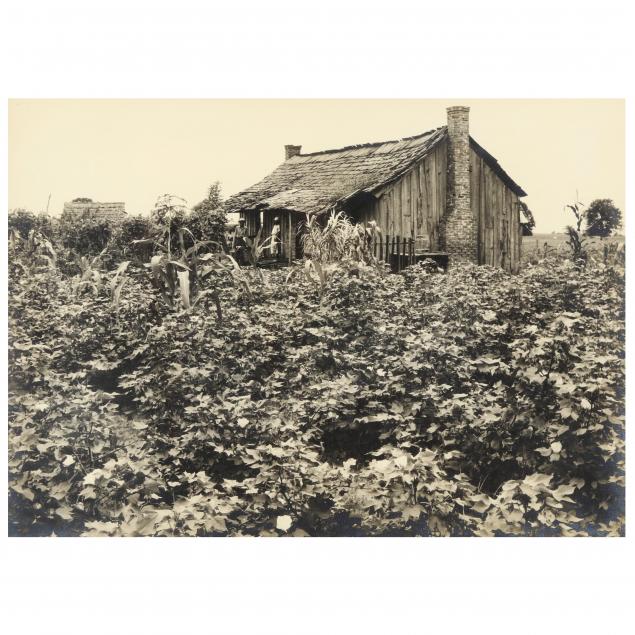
239;207;305;264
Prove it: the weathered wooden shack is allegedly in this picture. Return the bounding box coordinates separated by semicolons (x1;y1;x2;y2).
224;107;528;272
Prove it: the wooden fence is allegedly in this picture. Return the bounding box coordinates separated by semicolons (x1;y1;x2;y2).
369;235;450;272
370;236;416;272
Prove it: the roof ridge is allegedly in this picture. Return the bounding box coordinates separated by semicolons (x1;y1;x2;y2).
292;126;446;158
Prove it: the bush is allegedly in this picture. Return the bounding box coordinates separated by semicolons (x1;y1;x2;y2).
8;208;55;240
57;210;113;256
8;238;625;536
110;215;158;262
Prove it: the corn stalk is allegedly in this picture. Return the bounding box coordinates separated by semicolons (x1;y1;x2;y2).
72;247;109;296
12;229;58;272
302;259;337;299
243;227;276;267
109;261;130;309
301;211;382;266
565;201;588;266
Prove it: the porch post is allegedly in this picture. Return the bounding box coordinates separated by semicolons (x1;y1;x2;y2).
288;211;293;265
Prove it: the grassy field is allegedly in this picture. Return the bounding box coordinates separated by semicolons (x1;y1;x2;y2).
523;232;625;250
522;233;625;264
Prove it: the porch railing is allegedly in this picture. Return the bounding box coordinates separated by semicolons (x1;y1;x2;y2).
370;235;449;272
370;235;414;272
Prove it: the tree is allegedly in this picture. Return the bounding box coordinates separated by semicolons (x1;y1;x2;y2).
585;199;622;238
188;182;227;244
193;182;222;211
519;201;535;236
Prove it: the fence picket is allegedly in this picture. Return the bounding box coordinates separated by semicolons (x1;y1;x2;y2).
378;234;423;272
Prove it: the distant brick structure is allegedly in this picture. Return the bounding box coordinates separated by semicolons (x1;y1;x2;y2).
62;199;127;223
443;106;478;264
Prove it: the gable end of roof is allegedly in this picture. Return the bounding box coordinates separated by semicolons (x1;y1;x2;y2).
469;137;527;197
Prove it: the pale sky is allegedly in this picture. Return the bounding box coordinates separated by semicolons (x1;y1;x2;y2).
8;99;624;233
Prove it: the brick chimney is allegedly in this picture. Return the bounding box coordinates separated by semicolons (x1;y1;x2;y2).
443;106;477;265
285;144;302;160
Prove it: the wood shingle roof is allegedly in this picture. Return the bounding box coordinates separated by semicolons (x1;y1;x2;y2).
225;125;525;215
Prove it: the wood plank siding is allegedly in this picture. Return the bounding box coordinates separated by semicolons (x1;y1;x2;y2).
470;147;522;273
363;140;448;252
349;140;522;272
